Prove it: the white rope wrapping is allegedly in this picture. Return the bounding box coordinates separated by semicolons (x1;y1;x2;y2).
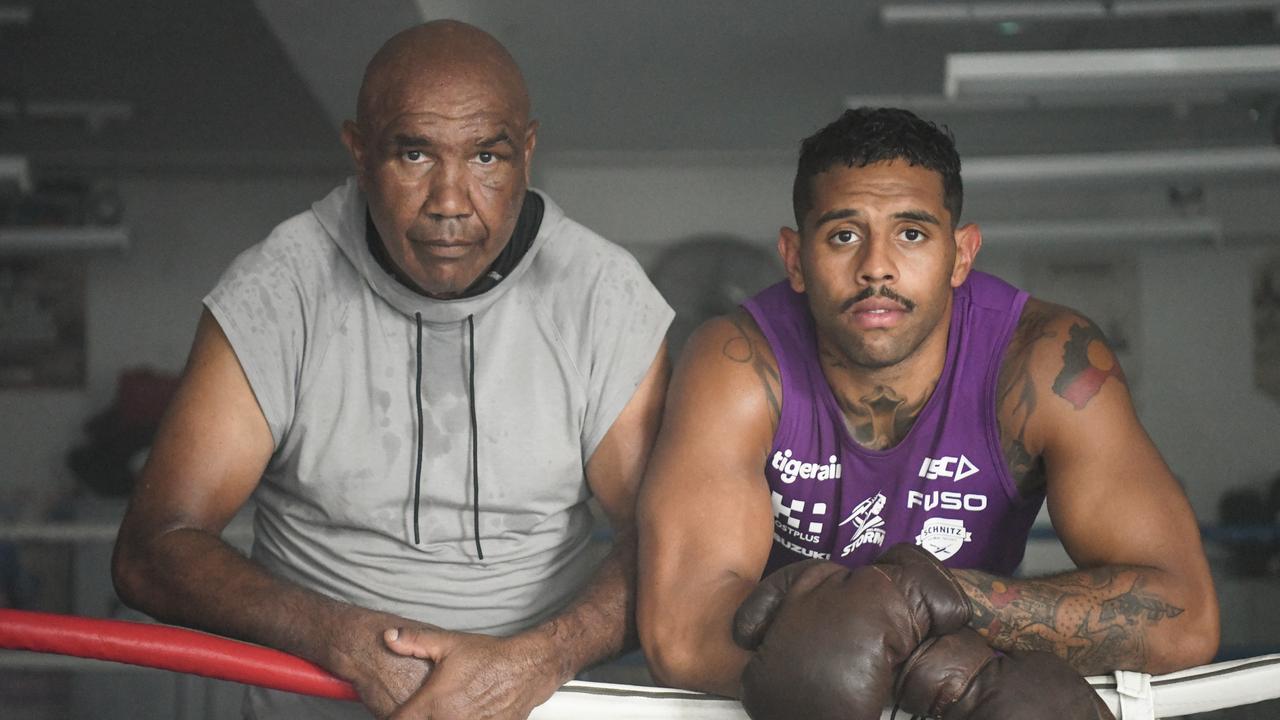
527;656;1280;720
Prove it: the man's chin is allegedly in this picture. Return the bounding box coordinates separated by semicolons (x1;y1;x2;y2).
412;268;489;300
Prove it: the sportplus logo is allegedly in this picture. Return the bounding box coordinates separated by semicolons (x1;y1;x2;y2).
771;448;842;485
917;454;979;482
771;491;828;542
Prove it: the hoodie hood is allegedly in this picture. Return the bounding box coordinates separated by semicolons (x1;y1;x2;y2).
312;177;559;323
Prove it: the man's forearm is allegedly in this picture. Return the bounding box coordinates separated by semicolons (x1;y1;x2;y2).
113;527;366;674
519;531;639;684
952;565;1198;675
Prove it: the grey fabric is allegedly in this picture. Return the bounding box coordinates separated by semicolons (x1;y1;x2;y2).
206;179;672;719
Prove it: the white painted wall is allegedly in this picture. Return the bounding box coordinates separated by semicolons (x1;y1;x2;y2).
0;173;341;518
538;155;1280;523
3;157;1277;529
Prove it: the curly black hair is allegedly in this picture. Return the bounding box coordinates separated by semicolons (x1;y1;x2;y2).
792;107;963;229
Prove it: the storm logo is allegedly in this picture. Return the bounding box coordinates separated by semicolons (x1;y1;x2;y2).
838;492;887;557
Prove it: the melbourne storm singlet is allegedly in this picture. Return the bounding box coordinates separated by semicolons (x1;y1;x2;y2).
743;271;1043;577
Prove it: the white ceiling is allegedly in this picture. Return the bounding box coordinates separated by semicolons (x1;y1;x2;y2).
6;0;1280;243
258;0;1280;155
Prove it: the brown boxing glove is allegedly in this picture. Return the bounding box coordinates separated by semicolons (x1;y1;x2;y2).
732;544;973;720
896;627;1116;720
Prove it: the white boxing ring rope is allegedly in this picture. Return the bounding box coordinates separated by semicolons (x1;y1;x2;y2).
2;610;1279;719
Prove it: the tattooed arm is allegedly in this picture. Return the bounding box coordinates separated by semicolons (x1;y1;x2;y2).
637;311;780;696
965;299;1219;675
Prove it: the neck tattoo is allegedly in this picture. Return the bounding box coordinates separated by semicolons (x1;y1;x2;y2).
838;383;933;450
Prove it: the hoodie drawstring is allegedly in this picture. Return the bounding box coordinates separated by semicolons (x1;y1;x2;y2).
413;312;424;545
467;314;484;560
411;311;484;561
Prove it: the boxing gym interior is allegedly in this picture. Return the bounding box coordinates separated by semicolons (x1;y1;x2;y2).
2;1;1280;718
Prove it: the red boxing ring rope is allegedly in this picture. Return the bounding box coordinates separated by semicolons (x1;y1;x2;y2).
7;608;1280;720
0;608;357;701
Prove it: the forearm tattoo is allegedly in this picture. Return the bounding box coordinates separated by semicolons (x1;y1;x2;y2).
725;314;781;423
1051;319;1127;410
955;568;1185;674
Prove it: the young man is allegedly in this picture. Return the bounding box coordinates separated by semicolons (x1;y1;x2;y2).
112;21;671;720
638;108;1217;716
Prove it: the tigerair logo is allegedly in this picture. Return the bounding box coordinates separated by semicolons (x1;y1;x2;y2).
771;448;842;485
918;454;979;482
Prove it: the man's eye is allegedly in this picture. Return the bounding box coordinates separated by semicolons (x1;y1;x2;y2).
832;230;858;245
476;151;496;164
403;150;426;163
902;228;925;242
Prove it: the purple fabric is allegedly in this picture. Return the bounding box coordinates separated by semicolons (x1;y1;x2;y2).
743;271;1041;576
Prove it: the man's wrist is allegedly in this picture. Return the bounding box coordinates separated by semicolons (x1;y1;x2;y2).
315;602;377;679
521;618;588;687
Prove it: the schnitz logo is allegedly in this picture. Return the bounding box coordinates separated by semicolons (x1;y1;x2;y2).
916;518;972;561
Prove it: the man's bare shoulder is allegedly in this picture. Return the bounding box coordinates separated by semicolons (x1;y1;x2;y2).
996;297;1130;496
1006;298;1128;403
676;309;783;434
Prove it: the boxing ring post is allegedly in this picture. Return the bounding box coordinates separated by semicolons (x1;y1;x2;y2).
3;609;1280;719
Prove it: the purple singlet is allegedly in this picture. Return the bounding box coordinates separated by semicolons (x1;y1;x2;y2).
743;271;1043;576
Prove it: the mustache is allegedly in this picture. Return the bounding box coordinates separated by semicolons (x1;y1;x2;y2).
407;219;477;243
841;285;917;313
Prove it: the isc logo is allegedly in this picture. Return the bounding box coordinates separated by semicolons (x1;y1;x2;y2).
917;454;979;481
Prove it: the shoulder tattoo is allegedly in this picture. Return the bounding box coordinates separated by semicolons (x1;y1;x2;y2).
725;312;782;424
997;303;1055;496
1051;317;1127;410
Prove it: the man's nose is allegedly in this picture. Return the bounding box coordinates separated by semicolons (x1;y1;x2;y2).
856;234;897;285
423;160;472;219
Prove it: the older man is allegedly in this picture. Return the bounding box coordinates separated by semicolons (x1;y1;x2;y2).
113;20;671;720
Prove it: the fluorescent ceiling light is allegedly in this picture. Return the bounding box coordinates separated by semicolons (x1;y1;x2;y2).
0;6;31;25
1112;0;1280;17
845;90;1228;111
882;2;1105;24
0;100;133;133
945;46;1280;101
0;227;130;253
978;217;1222;246
882;1;1280;25
0;155;30;194
964;147;1280;184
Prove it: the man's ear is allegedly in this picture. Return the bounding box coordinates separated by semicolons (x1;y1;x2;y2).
340;120;367;190
522;119;539;186
778;225;806;293
951;222;982;288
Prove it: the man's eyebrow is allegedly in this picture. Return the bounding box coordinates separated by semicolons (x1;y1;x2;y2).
392;133;432;148
814;208;862;227
894;209;942;226
477;131;515;149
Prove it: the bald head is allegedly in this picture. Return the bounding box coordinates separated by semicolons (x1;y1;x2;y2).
355;20;530;133
340;20;539;300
